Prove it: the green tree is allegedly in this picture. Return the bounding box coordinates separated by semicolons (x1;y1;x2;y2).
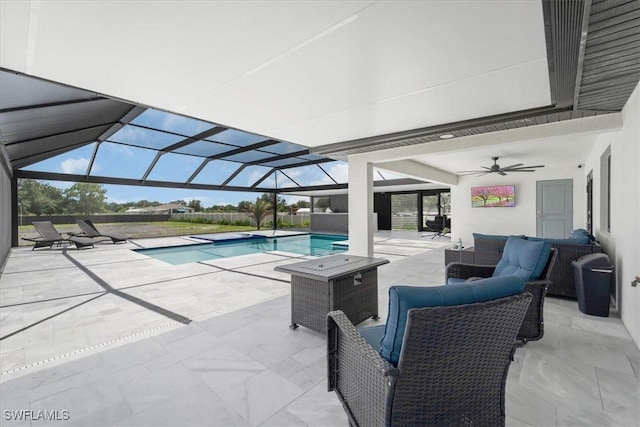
17;179;64;215
239;197;272;230
187;199;203;212
64;183;107;215
259;193;287;212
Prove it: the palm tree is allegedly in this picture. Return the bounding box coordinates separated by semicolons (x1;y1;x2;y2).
239;198;272;230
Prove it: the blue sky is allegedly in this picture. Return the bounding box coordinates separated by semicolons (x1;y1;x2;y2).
21;108;406;207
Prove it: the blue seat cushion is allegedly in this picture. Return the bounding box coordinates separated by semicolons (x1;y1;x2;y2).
446;277;467;284
379;276;525;365
570;229;597;243
528;235;591;245
493;236;551;281
357;325;385;352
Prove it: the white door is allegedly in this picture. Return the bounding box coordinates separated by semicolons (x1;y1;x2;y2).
536;179;573;238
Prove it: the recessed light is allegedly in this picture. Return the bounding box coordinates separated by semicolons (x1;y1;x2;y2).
439;134;455;139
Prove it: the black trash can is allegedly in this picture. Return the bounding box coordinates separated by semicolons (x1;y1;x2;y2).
572;253;614;316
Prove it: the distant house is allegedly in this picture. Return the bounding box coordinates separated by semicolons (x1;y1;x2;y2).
124;207;153;214
150;204;194;214
125;204;194;214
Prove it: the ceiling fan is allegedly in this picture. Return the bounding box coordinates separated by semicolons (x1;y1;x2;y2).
458;156;545;176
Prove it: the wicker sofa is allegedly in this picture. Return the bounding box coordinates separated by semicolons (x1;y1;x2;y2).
471;233;602;298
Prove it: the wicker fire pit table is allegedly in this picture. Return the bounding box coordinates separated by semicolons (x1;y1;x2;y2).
275;254;389;334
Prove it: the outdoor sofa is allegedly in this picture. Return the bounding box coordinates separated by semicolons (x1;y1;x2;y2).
470;230;602;298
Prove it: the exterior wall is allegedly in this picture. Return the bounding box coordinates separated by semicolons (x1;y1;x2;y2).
310;213;348;234
0;162;11;271
450;163;585;247
330;194;349;213
584;82;640;348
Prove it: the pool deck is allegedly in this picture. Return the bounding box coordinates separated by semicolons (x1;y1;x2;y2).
1;231;638;426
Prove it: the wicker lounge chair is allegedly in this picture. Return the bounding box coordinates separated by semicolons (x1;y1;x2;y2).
22;221;96;250
327;284;532;426
75;219;129;243
446;239;558;343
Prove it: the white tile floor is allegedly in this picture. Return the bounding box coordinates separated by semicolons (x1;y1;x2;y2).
0;231;638;426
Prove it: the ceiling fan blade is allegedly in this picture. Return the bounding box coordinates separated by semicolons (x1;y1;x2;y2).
505;165;545;170
501;163;524;170
498;171;507;176
507;169;537;172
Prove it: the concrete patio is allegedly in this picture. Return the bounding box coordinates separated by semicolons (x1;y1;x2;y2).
0;232;638;426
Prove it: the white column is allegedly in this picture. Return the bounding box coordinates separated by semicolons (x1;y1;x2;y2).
348;159;374;257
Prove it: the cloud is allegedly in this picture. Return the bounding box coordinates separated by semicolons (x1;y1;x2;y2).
325;163;348;182
60;157;90;174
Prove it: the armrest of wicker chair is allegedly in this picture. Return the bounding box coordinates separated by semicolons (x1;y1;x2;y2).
518;278;551;342
446;262;496;280
327;310;398;427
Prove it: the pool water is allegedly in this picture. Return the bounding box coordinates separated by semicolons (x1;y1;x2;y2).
136;234;348;265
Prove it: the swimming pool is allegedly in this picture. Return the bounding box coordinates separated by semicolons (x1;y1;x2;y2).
135;233;348;265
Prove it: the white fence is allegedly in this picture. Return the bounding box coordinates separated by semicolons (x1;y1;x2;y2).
171;212;311;227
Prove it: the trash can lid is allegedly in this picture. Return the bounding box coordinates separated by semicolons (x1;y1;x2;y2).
572;252;614;269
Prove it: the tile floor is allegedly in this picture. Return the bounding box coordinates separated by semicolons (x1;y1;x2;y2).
0;231;638;426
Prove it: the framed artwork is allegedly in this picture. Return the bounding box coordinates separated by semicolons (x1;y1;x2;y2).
471;185;515;208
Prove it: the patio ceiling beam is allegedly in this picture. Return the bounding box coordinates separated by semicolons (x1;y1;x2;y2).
141;152;164;182
160;126;228;153
185;158;211;184
85;105;145;177
247;149;309;166
376;160;457;186
9;125;114;169
14;169;308;193
15;169;355;194
250;168;277;189
0;96;106;114
5;121;121;148
311;106;570;157
274;157;335;171
317;163;339;184
278;169;300;187
206;139;281;161
220;164;247;187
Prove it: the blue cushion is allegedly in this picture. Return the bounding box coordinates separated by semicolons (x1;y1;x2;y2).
528;236;590;245
493;236;551;281
379;276;525;365
446;277;467;284
570;229;596;242
357;325;385;352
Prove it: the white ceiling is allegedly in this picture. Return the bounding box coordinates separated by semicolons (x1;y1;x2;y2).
3;0;625;192
1;0;550;150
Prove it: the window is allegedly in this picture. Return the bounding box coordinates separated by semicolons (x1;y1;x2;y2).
600;147;611;233
391;194;419;231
